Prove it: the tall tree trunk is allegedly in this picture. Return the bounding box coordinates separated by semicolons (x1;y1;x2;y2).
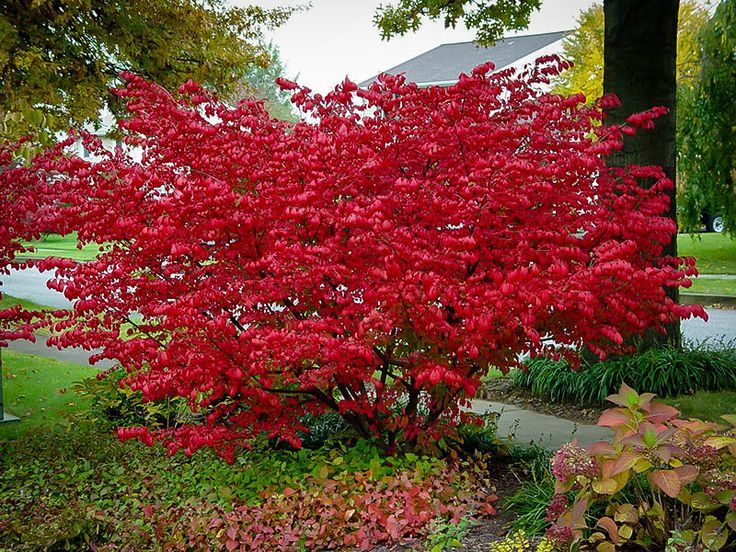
603;0;681;349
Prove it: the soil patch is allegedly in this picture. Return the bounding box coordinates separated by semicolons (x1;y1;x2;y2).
477;376;606;425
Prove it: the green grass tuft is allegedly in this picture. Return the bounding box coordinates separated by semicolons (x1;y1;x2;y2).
503;447;555;536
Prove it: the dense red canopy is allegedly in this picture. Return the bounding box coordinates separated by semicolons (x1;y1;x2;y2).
0;56;704;458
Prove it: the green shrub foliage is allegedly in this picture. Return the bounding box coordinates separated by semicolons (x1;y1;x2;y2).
0;419;499;550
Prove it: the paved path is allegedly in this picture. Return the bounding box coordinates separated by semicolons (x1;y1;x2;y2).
7;334;115;368
2;267;71;308
681;309;736;347
697;274;736;280
470;399;611;450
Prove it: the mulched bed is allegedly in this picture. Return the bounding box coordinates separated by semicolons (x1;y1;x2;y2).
477;376;606;425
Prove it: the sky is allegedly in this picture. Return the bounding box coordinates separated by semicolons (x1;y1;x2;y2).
245;0;598;93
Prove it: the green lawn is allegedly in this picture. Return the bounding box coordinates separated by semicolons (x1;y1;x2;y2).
686;277;736;296
1;350;97;439
0;293;52;312
17;232;105;262
662;391;736;423
678;232;736;274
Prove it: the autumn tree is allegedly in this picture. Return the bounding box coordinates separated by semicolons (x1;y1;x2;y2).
4;62;703;458
679;0;736;235
0;0;296;140
552;1;708;100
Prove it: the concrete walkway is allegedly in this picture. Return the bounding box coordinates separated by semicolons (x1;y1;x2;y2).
7;334;115;368
697;274;736;280
470;399;611;450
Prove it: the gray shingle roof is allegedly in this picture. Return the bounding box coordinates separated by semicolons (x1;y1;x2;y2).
359;30;568;87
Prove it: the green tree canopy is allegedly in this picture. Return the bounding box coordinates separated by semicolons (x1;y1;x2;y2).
0;0;296;140
374;0;541;46
679;0;736;235
236;43;299;123
553;1;708;100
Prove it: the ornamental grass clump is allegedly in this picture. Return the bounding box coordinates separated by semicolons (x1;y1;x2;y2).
515;346;736;404
0;56;704;458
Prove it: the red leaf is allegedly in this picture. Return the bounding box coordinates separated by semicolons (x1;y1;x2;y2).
650;469;682;498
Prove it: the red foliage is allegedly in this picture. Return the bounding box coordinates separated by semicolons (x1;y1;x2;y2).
0;143;47;345
109;460;496;551
1;56;704;455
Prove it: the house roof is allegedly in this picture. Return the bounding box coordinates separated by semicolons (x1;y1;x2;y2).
359;30;568;87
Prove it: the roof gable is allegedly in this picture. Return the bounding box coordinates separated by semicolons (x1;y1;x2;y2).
359;30;568;87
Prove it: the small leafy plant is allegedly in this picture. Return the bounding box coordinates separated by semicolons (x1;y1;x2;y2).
425;514;475;551
489;529;556;552
73;366;185;429
546;382;736;551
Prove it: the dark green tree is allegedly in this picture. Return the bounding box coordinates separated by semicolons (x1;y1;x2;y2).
236;43;299;123
679;0;736;235
0;0;296;139
374;0;541;45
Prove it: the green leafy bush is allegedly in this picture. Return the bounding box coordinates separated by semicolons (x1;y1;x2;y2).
296;412;354;449
458;411;505;455
426;515;476;551
546;383;736;551
514;346;736;404
72;367;185;428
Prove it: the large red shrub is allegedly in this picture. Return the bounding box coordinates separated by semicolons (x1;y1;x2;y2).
2;56;704;457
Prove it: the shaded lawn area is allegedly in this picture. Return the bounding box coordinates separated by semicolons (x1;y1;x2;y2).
678;232;736;274
1;350;97;440
662;391;736;423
